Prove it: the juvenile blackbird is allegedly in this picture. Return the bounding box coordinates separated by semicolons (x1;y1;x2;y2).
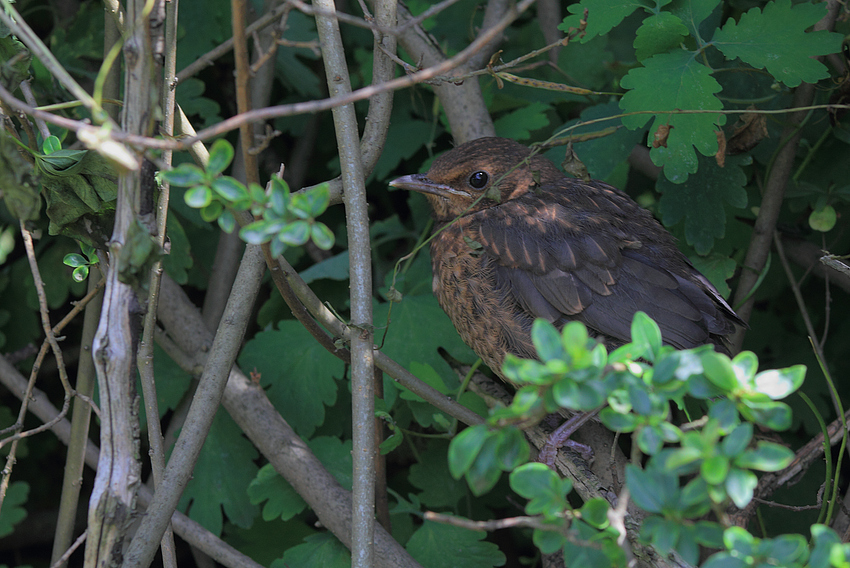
390;137;743;378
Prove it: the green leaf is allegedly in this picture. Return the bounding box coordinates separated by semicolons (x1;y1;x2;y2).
269;177;290;215
409;442;469;509
300;251;350;283
379;427;403;454
240;219;281;244
720;423;753;457
400;361;449;403
725;468;757;508
636;425;664;455
668;0;721;41
0;481;28;537
211;176;248;202
406;520;506;568
184;185;213;208
249;182;266;204
548;100;645;180
709;399;740;432
658;154;748;253
179;412;259;535
510;462;570;519
493;102;551;141
580;497;609;528
372;292;477;387
310;222;335;250
35;148;89;177
199;200;223;222
664;446;703;471
701;454;730;485
599;407;638;432
552;377;606;410
627;464;678;513
689;253;737;298
768;534;808;565
465;434;503;495
63;253;87;267
144;344;193;419
559;0;642;42
0;132;41;222
42;135;62;154
493;426;530;471
290;183;330;219
731;351;758;384
810;525;845;568
72;265;89;282
237;322;343;437
247;463;307;521
532;319;565;362
712;0;843;88
448;425;490;479
562;520;617;566
620;51;725;183
740;400;792;431
809;205;837;232
276;533;350;568
561;321;590;359
735;442;794;472
753;365;805;400
634;12;689;61
217;210;236;233
681;477;712;517
161;163;206;187
701;351;738;391
175;77;223;128
631;311;662;361
279;220;311;246
374;119;435;180
642;516;681;556
207;139;234;175
694;520;724;548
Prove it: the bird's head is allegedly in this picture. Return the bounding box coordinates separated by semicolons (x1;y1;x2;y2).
389;137;561;221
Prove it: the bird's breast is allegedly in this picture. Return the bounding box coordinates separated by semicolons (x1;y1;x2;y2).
428;222;537;377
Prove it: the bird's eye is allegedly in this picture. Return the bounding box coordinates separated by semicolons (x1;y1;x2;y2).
468;171;489;189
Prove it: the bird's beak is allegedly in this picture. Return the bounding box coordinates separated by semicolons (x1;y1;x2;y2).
389;174;469;199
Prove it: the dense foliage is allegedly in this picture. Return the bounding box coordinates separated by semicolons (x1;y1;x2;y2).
0;0;849;567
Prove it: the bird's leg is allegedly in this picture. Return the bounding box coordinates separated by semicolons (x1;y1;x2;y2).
537;409;600;468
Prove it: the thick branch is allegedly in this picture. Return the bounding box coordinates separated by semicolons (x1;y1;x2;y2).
84;0;154;564
122;245;266;568
0;354;265;568
314;0;377;564
155;276;423;568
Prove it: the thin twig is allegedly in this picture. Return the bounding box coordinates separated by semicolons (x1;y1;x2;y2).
424;510;561;531
49;530;87;568
0;0;542;151
0;222;76;512
19;80;50;139
0;0;112;124
175;1;291;83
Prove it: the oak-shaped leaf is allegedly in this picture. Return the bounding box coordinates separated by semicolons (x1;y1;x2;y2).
620;50;725;182
712;0;843;88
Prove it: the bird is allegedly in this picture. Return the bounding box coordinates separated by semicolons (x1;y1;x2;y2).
389;137;743;379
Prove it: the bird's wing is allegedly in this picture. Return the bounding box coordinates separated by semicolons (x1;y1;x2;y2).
472;198;724;349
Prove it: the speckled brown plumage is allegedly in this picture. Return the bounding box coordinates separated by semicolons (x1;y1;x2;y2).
390;137;742;378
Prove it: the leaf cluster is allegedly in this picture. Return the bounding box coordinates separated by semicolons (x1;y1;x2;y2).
447;314;814;566
160;139;334;257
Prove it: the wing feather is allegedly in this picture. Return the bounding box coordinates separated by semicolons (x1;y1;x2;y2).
474;194;736;349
